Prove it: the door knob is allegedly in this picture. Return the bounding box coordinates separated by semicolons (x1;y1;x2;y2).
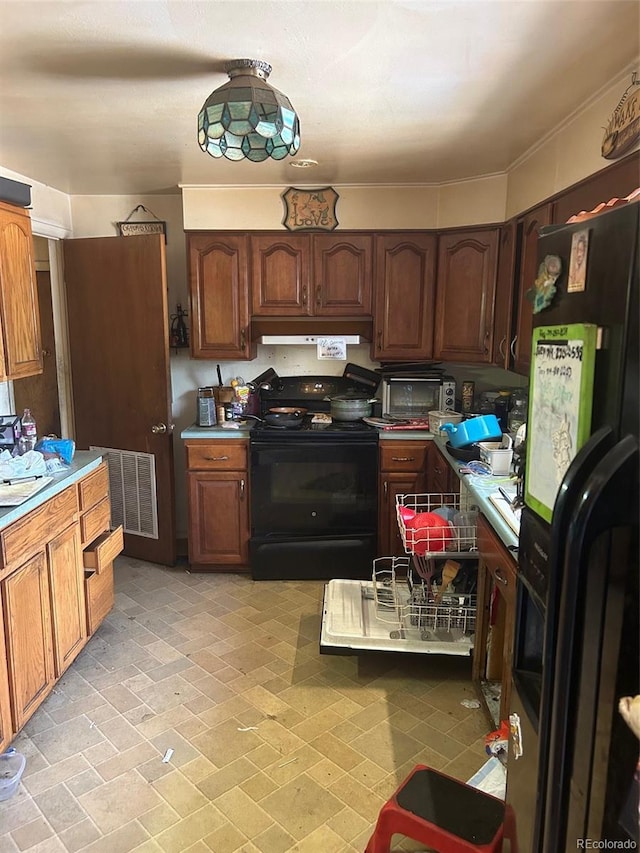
151;422;167;434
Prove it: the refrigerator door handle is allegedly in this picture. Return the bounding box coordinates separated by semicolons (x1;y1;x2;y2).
542;434;639;852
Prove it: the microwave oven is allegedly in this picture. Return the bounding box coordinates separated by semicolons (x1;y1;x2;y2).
381;376;456;418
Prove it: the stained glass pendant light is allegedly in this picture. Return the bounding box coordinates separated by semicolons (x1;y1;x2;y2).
198;59;301;162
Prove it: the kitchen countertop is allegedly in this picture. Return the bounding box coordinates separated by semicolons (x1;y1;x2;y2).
0;450;105;531
181;423;434;441
433;436;520;553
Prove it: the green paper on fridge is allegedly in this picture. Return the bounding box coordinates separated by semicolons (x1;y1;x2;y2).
525;323;598;523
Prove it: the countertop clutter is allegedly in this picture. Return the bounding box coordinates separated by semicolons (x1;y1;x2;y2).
0;450;104;530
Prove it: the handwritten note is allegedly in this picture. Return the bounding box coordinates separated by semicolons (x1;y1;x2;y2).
525;323;597;522
317;338;347;360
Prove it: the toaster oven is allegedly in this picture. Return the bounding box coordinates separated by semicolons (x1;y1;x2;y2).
381;376;456;419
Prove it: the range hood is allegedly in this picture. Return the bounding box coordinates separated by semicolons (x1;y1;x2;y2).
252;317;373;344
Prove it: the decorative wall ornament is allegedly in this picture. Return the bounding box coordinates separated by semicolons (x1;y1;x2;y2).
117;205;167;242
601;72;640;160
282;187;339;231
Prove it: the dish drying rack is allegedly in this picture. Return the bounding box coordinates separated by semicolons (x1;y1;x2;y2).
369;555;476;645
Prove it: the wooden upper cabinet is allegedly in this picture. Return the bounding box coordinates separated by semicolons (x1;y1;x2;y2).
512;203;553;375
434;228;499;363
250;234;309;315
492;220;518;368
0;201;42;380
372;232;437;361
313;234;372;315
188;233;255;360
251;233;372;316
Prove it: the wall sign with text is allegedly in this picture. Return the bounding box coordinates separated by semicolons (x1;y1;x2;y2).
282;187;339;231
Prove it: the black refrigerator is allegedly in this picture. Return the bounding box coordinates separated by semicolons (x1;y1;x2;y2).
504;200;639;852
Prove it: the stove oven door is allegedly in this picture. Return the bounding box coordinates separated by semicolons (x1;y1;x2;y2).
250;438;378;580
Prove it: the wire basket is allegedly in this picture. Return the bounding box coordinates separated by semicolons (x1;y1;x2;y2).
396;492;478;581
371;556;476;642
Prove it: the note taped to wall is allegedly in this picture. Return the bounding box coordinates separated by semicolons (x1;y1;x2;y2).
525;323;597;523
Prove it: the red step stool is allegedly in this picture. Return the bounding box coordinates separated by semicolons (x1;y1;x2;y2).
365;764;505;853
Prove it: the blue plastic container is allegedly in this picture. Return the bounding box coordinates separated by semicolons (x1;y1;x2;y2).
438;414;502;448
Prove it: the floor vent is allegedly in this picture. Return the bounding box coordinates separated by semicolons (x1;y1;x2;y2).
90;446;158;539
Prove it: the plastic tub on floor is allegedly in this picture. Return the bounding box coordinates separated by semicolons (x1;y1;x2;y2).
0;749;26;801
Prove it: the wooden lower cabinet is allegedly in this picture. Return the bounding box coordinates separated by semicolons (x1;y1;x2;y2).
473;514;517;725
3;551;55;732
0;460;121;744
186;440;250;570
0;593;11;753
378;440;430;556
48;523;87;677
427;442;457;494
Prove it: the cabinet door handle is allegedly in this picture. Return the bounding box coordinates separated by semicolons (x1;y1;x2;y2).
494;567;508;585
206;455;229;461
384;481;388;498
316;284;322;306
498;336;506;359
510;335;518;358
240;479;245;497
392;456;415;462
302;285;308;306
484;330;490;354
240;327;246;349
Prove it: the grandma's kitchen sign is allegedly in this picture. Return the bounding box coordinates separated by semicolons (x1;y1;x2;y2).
602;73;640;160
282;187;339;231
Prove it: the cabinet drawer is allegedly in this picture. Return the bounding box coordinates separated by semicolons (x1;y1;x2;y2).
380;441;430;473
83;525;123;574
477;514;517;607
78;463;109;512
186;441;247;471
84;561;114;635
80;496;111;548
0;486;78;572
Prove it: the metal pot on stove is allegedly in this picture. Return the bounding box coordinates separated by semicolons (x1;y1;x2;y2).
325;393;378;421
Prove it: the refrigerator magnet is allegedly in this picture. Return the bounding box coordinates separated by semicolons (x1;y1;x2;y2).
528;254;562;313
567;229;589;293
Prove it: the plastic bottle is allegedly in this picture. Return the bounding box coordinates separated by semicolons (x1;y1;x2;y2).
20;408;37;451
508;389;528;434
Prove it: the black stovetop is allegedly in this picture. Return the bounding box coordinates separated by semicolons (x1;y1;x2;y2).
252;374;379;442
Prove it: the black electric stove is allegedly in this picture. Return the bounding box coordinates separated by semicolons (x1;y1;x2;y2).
249;375;380;580
252;375;379;442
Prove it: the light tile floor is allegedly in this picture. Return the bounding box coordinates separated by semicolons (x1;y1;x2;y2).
0;556;491;852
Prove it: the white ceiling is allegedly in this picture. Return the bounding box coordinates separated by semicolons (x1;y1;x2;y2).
0;0;638;196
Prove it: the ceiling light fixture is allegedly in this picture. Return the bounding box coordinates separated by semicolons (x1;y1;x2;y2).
290;159;318;169
198;59;301;162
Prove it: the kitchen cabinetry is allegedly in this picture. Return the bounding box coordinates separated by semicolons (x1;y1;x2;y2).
0;200;42;380
378;440;430;556
251;233;372;316
185;439;250;570
473;513;517;725
433;228;499;363
0;460;121;740
426;442;457;494
187;233;255;360
511;203;553;375
79;463;122;636
492;220;518;369
0;593;11;753
372;232;437;361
